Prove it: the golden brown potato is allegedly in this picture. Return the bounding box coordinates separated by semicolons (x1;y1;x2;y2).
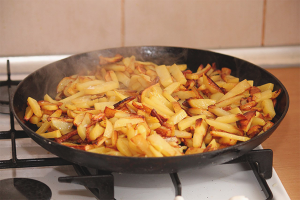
25;54;279;157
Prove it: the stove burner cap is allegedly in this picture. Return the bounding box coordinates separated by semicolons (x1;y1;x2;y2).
0;178;52;200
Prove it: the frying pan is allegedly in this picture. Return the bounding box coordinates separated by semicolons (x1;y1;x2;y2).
12;46;289;174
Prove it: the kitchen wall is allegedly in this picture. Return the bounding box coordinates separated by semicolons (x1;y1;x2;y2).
0;0;299;57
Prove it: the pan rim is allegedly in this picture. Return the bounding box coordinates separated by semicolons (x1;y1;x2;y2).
11;46;290;171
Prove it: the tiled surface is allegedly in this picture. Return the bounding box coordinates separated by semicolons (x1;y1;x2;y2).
264;0;300;46
124;0;264;49
0;0;122;56
0;0;299;57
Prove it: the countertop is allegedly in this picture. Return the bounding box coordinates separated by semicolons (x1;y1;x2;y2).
261;67;300;200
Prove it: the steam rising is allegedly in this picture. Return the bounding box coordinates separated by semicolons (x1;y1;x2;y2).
14;47;189;111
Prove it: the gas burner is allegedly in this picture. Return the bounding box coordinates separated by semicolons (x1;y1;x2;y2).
0;178;52;200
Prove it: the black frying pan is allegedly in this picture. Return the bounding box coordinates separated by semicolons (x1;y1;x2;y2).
12;46;289;174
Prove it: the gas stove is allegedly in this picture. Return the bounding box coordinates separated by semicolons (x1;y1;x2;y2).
0;56;291;200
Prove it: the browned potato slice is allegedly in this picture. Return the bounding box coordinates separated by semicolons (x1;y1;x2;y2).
174;130;193;138
147;134;176;157
39;130;62;139
24;106;34;121
116;137;133;157
247;125;263;138
89;123;105;141
204;139;219;152
261;98;276;120
187;108;215;118
210;131;250;142
218;79;251;102
155;65;173;87
203;74;224;94
57;77;74;94
167;109;187;125
178;115;206;131
215;113;246;123
236;111;256;133
114;115;145;128
257;83;274;92
103;64;126;72
99;54;123;65
218;137;237;146
84;81;119;95
51;118;73;135
131;134;154;157
173;91;197;100
187;99;216;109
206;119;244;136
208;105;231;117
263;121;274;132
193;118;208;148
185;147;205;155
27;97;42;117
168;64;187;85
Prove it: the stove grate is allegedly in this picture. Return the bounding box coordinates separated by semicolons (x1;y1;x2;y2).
57;150;273;200
0;60;72;169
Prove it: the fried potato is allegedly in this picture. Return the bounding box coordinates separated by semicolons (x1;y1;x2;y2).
185;147;205;155
210;131;250;142
215;113;246;123
25;54;279;157
167;109;187;125
24;106;34;121
39;130;62;138
84;81;119;95
261;98;276;120
178;115;206;131
116;137;133;157
131;134;154;157
193;118;208;148
103;118;113;138
218;79;251;102
155;65;173;87
51;118;73;135
206;119;244;136
114;116;145;128
36;121;51;134
186;99;216;109
203;74;224;94
147;133;176;157
89;123;105;141
208;105;231;117
27;97;42;117
168;64;187;85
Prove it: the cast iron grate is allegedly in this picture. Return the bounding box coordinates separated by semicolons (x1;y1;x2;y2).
0;60;72;168
0;60;274;200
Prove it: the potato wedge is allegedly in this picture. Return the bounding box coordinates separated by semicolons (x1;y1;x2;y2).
193;118;208;148
218;79;251;102
147;134;176;157
27;97;42;117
